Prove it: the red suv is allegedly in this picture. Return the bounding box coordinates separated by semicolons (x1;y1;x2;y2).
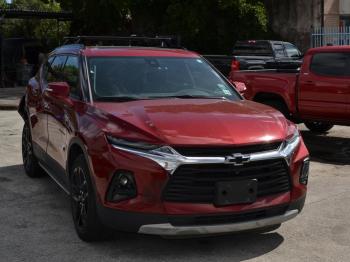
18;38;309;241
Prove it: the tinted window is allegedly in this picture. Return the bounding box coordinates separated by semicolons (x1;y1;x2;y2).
285;43;300;58
233;41;273;56
310;53;350;76
273;44;285;58
41;56;55;81
63;56;81;99
88;57;240;101
47;55;67;82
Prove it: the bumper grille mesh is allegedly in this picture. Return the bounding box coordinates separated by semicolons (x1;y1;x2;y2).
163;159;290;203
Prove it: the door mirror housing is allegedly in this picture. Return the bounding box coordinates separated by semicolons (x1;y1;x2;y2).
47;82;70;98
232;81;247;97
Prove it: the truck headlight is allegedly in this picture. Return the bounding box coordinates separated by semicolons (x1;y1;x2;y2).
300;158;310;185
280;128;301;164
106;135;181;173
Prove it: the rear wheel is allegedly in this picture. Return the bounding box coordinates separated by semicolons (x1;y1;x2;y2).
69;155;109;242
304;121;333;133
22;122;44;178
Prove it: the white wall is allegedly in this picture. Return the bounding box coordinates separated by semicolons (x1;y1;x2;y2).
340;0;350;14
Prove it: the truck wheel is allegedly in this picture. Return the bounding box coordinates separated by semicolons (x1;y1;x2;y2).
260;100;289;119
22;122;44;178
69;154;110;242
304;122;333;133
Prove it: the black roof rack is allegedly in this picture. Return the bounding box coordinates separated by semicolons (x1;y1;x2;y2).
63;35;182;48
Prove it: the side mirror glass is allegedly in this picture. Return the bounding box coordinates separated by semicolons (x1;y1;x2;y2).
47;82;70;98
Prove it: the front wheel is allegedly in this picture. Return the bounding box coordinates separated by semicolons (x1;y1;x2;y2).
304;122;333;133
69;155;110;242
22;122;44;178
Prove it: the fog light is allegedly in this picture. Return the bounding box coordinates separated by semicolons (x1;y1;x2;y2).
107;171;137;202
300;158;310;185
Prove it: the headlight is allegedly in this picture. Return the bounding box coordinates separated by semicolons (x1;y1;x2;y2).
106;135;160;150
106;135;181;173
280;128;301;163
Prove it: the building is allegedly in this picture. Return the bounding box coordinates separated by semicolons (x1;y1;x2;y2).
265;0;350;51
324;0;350;27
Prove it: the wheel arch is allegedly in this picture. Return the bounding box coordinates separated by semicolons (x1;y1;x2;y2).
18;95;28;121
67;137;100;202
253;92;286;105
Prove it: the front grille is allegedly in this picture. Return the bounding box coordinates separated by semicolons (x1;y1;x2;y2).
169;205;287;226
173;142;282;157
163;159;290;203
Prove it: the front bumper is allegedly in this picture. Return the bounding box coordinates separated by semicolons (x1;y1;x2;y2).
97;195;306;236
138;209;298;236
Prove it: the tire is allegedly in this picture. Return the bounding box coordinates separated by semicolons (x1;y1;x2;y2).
21;122;44;178
259;99;289;119
304;121;333;133
69;154;109;242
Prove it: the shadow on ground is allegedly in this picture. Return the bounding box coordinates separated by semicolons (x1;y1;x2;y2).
301;130;350;165
0;164;284;262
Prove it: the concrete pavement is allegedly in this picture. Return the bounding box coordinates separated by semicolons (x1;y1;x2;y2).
0;110;350;262
0;87;25;110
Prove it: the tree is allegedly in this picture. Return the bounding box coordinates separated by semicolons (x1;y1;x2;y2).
0;0;70;47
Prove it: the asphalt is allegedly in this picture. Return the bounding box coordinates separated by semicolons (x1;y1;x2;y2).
0;110;350;262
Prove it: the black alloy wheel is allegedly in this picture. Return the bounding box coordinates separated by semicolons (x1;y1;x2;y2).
71;166;89;230
69;155;109;241
22;122;43;177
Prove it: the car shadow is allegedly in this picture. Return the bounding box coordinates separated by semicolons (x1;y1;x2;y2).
300;130;350;165
90;231;284;261
0;164;284;262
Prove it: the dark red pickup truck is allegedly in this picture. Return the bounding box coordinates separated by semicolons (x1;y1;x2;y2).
229;46;350;133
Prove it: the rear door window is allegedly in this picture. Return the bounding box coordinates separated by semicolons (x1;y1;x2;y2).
310;52;350;76
233;42;273;56
63;56;81;99
273;44;286;58
285;43;301;58
47;55;67;82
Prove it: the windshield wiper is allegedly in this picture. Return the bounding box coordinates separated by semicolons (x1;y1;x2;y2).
148;95;226;99
95;96;142;102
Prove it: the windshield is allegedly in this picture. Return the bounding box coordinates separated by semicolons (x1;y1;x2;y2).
87;57;240;101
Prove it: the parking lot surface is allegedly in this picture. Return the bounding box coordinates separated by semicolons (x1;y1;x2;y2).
0;110;350;262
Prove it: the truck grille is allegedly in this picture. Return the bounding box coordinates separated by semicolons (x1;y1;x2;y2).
163;159;290;203
173;142;281;157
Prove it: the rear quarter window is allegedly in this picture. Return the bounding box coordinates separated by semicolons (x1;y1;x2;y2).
310;52;350;76
233;42;273;56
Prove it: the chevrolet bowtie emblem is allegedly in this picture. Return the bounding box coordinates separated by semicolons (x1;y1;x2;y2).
225;153;251;166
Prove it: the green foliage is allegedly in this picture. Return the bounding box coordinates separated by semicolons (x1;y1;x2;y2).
1;0;269;53
127;0;268;53
0;0;70;46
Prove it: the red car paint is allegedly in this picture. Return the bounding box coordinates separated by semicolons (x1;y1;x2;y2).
19;45;309;237
229;45;350;125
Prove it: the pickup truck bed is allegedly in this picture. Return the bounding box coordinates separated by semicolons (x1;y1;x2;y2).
203;40;302;77
229;45;350;133
230;69;299;117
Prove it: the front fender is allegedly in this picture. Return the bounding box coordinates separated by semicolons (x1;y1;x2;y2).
18;95;27;121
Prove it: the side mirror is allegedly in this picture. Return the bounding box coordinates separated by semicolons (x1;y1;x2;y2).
232;81;247;96
47;82;70;98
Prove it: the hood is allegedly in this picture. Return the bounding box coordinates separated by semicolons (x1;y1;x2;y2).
94;99;289;146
